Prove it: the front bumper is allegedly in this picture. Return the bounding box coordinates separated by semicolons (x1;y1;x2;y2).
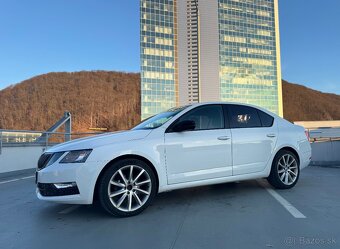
36;160;107;204
37;182;79;196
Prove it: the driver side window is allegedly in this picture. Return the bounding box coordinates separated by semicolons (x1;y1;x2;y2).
175;105;224;131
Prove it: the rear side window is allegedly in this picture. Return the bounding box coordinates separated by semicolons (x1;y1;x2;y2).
258;110;274;127
228;105;261;128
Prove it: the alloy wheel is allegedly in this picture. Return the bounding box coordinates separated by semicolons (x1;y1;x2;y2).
277;154;298;185
107;165;152;212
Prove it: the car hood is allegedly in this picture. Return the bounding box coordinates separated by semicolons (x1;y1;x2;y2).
46;129;152;153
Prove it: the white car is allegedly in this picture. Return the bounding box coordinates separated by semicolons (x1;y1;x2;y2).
36;102;311;217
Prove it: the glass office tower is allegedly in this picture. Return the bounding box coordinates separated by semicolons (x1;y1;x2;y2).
140;0;283;119
218;0;282;115
140;0;178;120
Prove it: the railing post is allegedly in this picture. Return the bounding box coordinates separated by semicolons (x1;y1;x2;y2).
45;133;49;150
0;131;2;155
64;112;72;142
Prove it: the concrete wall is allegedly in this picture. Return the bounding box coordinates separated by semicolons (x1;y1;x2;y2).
310;141;340;166
198;0;220;102
178;0;220;104
0;141;339;174
178;0;189;105
0;146;44;174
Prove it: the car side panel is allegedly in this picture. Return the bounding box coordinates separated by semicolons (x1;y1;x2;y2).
275;120;312;169
231;121;278;175
89;130;168;191
38;130;168;204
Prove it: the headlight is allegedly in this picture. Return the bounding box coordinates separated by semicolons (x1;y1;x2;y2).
59;149;92;164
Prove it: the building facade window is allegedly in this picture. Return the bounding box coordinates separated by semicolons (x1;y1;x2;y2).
218;0;281;114
141;0;282;119
140;0;178;119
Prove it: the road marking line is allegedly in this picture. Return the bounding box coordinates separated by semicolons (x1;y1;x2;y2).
258;180;306;219
0;175;35;185
21;175;35;180
58;205;80;214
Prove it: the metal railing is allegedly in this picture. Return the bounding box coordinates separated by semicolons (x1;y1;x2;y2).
0;129;105;154
307;128;340;143
1;127;339;155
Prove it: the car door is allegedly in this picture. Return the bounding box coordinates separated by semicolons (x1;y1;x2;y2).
226;104;278;175
164;105;232;184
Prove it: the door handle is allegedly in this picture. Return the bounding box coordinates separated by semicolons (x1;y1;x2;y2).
267;134;276;138
217;136;230;140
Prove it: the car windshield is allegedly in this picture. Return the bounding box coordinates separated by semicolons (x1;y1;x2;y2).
133;106;189;130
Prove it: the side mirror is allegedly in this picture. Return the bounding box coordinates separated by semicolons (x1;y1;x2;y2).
171;120;196;132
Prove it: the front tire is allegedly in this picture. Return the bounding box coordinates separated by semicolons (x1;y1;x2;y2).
267;150;299;189
98;159;157;217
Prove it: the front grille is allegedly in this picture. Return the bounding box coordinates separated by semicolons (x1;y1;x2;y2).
38;183;80;197
37;153;53;170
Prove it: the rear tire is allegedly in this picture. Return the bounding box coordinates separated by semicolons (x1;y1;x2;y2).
267;150;299;189
98;159;157;217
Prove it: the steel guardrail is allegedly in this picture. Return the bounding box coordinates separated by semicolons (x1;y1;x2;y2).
307;128;340;142
0;129;105;154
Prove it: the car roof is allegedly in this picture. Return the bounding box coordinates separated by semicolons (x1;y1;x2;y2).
184;101;280;119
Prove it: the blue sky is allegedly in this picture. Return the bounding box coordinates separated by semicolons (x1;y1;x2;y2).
0;0;339;94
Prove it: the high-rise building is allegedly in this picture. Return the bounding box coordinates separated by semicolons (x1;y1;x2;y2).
140;0;283;119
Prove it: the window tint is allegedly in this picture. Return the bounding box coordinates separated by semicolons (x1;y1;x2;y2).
258;110;274;127
175;105;224;131
228;105;261;128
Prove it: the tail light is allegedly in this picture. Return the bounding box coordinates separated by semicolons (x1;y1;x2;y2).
305;130;310;141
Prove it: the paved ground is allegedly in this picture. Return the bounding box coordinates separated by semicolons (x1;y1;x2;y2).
0;166;339;249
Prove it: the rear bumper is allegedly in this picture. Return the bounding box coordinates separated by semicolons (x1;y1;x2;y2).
300;150;312;169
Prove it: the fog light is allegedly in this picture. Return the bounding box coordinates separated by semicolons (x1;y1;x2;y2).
38;182;79;196
53;182;77;189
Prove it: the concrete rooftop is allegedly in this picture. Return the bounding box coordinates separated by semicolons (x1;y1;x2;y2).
0;166;339;249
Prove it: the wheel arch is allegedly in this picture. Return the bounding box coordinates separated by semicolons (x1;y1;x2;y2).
93;154;160;202
267;146;301;189
274;146;300;165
